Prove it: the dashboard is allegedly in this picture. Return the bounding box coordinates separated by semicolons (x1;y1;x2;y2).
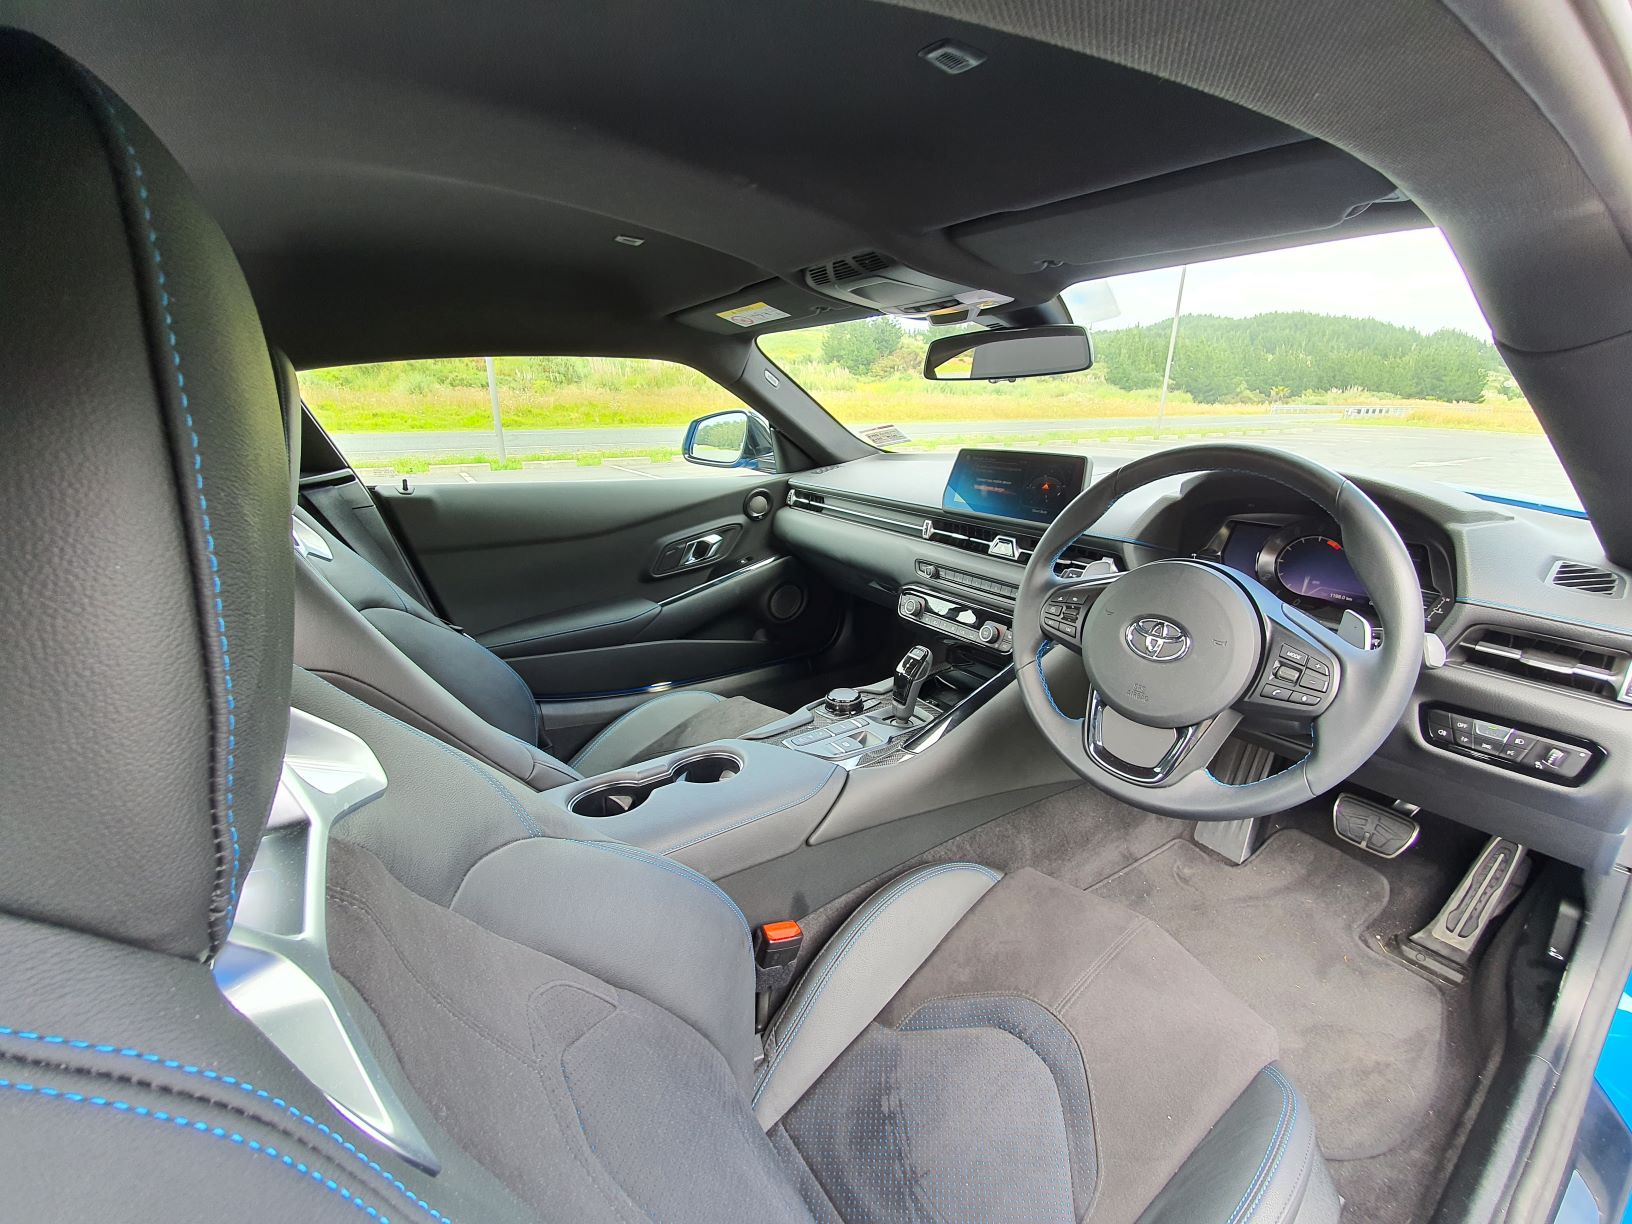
773;447;1632;875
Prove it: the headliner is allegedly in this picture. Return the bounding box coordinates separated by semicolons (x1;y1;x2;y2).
19;0;1411;367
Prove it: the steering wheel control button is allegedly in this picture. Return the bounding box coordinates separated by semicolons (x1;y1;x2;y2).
1277;644;1310;666
1272;664;1301;683
1297;671;1330;694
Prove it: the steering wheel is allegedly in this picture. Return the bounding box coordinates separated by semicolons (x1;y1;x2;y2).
1013;445;1422;820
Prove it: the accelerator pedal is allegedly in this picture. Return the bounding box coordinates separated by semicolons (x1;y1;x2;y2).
1397;835;1528;986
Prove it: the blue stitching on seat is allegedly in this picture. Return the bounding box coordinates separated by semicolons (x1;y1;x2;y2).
1225;1065;1296;1224
751;862;1000;1107
318;683;544;836
0;1075;396;1220
0;1026;451;1221
91;84;241;919
572;691;723;768
562;839;749;938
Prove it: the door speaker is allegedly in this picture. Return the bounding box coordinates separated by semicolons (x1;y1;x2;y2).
767;582;806;622
744;489;774;520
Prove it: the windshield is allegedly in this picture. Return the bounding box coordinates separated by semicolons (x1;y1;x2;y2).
758;229;1578;511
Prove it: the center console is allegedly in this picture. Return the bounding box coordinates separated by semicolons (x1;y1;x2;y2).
541;737;847;879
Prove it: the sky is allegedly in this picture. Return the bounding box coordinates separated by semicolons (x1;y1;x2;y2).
1063;228;1495;339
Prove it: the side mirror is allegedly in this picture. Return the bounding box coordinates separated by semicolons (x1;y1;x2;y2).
923;324;1093;381
683;410;776;470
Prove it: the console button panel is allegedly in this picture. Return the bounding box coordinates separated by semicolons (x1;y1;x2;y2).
1419;705;1600;784
914;558;1019;603
897;586;1012;654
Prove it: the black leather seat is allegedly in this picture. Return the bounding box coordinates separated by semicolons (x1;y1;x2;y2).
280;359;785;790
0;33;1341;1224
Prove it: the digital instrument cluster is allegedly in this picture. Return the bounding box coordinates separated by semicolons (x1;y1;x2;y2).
1212;516;1446;624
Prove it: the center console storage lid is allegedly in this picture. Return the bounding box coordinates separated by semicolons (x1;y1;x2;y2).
546;740;846;879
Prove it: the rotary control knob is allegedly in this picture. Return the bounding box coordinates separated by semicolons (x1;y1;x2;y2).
823;687;865;717
978;622;1003;645
899;595;926;618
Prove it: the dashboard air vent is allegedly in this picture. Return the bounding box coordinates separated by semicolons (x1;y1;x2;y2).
1548;560;1623;597
1456;625;1631;704
921;514;1116;575
786;487;922;536
807;265;833;287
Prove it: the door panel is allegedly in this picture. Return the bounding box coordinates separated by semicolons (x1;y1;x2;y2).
376;477;840;698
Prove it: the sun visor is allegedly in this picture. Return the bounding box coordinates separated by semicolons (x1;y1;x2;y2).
673;279;863;335
952;141;1400;275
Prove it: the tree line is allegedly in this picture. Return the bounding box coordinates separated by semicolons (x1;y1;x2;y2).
808;312;1511;404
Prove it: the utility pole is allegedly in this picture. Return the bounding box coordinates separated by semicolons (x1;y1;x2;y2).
485;356;506;465
1156;264;1188;437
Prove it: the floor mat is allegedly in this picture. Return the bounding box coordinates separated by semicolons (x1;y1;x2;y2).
1090;830;1446;1162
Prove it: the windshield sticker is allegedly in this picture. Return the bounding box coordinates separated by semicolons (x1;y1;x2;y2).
859;424;910;446
716;301;791;328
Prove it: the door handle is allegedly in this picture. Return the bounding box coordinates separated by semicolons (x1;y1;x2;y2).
682;533;724;567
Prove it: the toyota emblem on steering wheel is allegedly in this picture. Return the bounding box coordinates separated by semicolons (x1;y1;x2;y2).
1126;617;1191;662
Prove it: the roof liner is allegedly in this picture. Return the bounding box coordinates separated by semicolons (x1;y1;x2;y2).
15;0;1366;366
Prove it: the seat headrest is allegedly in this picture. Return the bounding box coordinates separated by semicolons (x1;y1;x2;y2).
0;32;293;960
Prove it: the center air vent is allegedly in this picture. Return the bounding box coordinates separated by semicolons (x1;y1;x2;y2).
1456;625;1631;704
921;514;1115;575
1548;560;1624;597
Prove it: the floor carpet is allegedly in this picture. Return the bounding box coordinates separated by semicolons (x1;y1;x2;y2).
1090;832;1447;1161
795;785;1498;1222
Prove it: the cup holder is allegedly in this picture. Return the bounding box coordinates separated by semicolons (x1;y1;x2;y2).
675;753;741;785
569;751;742;817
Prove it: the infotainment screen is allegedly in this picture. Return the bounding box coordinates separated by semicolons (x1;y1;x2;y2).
942;449;1090;525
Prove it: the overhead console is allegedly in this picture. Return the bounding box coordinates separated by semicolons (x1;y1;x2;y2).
801;250;1014;323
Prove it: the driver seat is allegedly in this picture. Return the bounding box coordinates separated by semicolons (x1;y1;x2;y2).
0;34;1341;1224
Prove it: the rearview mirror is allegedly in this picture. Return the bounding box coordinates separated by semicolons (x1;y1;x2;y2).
923;324;1093;381
682;409;776;471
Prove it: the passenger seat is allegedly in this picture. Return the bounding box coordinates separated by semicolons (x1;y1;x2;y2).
279;354;785;789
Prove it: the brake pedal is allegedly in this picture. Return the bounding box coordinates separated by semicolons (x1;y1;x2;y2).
1397;836;1528;985
1332;793;1420;858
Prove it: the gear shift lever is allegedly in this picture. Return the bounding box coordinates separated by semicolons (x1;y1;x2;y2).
890;645;935;723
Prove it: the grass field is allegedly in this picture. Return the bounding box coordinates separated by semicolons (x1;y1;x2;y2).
304;378;1544;438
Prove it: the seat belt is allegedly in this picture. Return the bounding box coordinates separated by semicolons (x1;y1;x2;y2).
301;479;440;614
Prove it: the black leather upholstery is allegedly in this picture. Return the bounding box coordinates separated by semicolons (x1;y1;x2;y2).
0;31;291;960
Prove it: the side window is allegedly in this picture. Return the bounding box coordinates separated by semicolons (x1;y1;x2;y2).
297;356;771;484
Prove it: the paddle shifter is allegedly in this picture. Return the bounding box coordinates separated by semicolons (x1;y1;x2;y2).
889;645;935;723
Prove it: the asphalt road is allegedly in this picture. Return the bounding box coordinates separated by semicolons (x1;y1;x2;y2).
343;416;1578;507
